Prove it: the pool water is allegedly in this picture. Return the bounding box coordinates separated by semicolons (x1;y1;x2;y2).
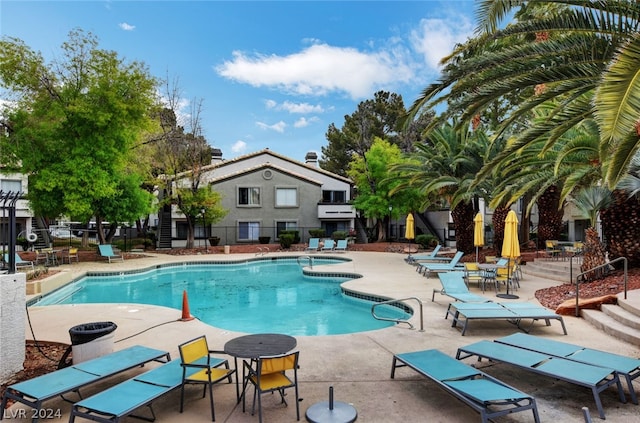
34;259;410;336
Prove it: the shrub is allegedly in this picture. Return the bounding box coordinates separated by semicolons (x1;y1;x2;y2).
309;228;326;238
279;230;300;244
332;230;348;240
279;233;295;249
416;234;438;249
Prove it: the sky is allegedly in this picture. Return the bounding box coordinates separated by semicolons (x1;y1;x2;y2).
0;0;476;163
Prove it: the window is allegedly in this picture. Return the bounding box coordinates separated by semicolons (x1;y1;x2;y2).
276;221;297;238
238;221;260;241
238;187;260;206
1;179;22;192
276;187;297;207
322;190;346;203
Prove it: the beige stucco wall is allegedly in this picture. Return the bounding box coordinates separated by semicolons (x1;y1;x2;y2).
0;272;26;383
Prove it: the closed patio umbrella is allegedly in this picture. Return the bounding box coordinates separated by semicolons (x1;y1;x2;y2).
498;210;520;299
473;213;484;262
404;213;417;256
405;213;415;241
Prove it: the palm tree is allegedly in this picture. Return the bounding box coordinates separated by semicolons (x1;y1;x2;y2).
408;0;640;189
569;187;611;276
392;122;497;254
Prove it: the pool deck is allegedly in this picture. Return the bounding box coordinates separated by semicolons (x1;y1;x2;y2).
16;251;640;422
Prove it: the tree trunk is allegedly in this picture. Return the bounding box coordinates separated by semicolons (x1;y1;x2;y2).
536;185;564;249
601;190;640;267
451;201;475;254
492;206;510;253
580;226;607;280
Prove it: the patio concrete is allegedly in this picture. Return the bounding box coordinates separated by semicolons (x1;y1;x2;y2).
13;251;640;422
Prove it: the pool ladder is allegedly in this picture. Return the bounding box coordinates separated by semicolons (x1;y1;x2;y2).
255;246;269;256
297;255;314;269
371;297;424;331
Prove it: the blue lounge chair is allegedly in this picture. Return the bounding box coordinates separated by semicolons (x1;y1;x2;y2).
432;271;492;304
321;239;335;252
405;244;441;263
447;302;567;336
456;340;626;419
417;251;464;276
1;345;170;422
98;244;124;263
495;332;640;405
391;349;540;423
69;360;184;423
3;253;34;271
334;239;348;252
305;238;320;252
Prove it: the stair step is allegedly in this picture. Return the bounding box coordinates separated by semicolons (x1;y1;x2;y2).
522;265;571;283
581;309;640;346
601;303;640;331
619;295;640;316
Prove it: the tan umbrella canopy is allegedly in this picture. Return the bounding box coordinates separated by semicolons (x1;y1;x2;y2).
499;210;520;299
473;212;484;262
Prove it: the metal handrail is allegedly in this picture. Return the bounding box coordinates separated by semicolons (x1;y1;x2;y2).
371;297;424;331
296;255;313;269
255;246;269;256
574;256;627;317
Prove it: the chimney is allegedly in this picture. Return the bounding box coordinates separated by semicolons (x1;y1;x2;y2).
211;148;223;164
305;151;318;167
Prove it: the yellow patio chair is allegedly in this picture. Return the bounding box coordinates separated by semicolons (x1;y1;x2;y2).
545;240;561;260
495;261;520;291
179;335;235;422
63;247;79;264
243;351;300;423
463;262;489;291
35;248;50;265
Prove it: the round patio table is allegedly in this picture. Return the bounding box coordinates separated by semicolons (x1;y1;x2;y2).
224;333;297;402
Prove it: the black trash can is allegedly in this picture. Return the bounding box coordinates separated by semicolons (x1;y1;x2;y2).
69;321;117;363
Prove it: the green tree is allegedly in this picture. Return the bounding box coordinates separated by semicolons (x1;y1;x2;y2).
0;29;157;243
347;138;422;241
321;91;431;176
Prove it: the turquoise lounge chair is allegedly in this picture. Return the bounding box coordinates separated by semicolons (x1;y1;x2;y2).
1;345;170;422
321;239;335;252
3;253;34;271
495;332;640;405
447;301;567;336
334;239;348;252
98;244;124;263
391;349;540;423
456;340;625;419
432;271;492;304
405;244;441;263
69;360;185;423
417;251;464;276
305;238;320;252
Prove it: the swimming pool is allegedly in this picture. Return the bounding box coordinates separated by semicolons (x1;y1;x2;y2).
33;258;410;336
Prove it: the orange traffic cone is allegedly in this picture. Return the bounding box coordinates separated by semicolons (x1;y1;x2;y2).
180;290;194;321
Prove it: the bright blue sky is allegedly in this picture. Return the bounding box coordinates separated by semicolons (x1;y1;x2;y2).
0;1;476;162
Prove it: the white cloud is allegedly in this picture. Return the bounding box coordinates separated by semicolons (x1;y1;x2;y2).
119;22;135;31
231;140;247;153
256;121;286;133
265;99;324;114
294;116;319;128
216;43;415;99
410;17;473;69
